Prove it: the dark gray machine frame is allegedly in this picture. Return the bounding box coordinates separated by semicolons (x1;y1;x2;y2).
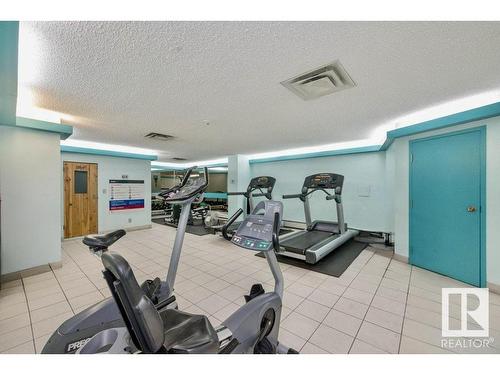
76;200;295;354
215;176;276;239
42;167;208;354
279;173;358;264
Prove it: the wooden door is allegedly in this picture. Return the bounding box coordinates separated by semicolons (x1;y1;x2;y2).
64;162;98;238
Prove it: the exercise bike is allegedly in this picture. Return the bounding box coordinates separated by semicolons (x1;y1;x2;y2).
76;200;297;354
42;167;208;353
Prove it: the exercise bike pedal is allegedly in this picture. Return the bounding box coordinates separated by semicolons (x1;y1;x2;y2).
244;283;265;303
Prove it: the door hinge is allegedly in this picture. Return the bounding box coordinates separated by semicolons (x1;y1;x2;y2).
410;153;413;163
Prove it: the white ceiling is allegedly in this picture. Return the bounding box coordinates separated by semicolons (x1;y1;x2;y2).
18;21;500;162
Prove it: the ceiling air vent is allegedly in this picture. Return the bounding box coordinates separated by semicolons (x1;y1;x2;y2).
171;157;187;161
281;60;356;100
144;132;174;141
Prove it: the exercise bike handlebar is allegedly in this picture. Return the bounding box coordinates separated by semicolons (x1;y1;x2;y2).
158;166;196;199
272;212;281;252
180;166;195;186
162;166;209;203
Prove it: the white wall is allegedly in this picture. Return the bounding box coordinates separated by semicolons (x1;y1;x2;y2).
228;155;250;216
61;153;152;234
389;117;500;285
0;126;62;274
250;152;392;232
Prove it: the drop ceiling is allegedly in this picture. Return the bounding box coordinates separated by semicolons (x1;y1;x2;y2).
18;21;500;162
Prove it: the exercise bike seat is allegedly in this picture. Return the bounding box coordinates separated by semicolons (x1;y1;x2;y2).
160;309;219;354
83;229;126;251
101;252;219;354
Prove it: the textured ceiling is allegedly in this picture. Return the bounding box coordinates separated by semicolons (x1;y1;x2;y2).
19;21;500;161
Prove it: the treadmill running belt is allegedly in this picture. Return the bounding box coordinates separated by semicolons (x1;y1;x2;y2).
280;230;333;254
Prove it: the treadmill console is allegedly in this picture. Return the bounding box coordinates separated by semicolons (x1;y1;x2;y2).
247;176;276;193
231;200;282;252
303;173;344;192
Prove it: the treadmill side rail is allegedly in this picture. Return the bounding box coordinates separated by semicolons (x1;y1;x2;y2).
305;229;359;264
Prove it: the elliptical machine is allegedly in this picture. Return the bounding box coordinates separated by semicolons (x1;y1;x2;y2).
42;167;208;353
76;200;296;354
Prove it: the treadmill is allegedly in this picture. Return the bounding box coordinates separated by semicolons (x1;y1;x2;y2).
279;173;358;264
218;176;276;239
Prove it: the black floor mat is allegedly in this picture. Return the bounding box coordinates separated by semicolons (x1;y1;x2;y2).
256;239;367;277
152;218;211;236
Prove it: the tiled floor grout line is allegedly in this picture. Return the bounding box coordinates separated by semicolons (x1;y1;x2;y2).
60;249;107;300
346;250;388;353
49;263;77;315
20;278;36;352
397;263;413;354
285;246;379;352
4;226;496;354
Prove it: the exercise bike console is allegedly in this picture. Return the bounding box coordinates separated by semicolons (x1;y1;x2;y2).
231;201;282;252
162;167;208;203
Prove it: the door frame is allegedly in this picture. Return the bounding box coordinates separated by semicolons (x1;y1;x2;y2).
63;161;99;239
409;126;486;287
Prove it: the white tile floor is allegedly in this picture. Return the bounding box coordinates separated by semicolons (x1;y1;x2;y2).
1;223;499;354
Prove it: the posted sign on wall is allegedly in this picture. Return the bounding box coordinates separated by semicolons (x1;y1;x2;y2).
109;179;145;211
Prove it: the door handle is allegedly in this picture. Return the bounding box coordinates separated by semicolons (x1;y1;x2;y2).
467;206;477;213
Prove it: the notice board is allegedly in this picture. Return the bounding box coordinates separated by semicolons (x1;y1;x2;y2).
109;179;145;211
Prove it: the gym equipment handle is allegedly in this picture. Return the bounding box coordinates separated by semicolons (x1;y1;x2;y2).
272;212;281;252
282;194;302;199
222;208;244;240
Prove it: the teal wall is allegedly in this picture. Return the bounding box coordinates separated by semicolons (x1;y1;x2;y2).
0;21;19;125
250;151;392;232
388;117;500;286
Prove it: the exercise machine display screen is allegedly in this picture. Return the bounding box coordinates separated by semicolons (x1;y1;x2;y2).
232;219;273;251
248;176;276;191
231;200;282;252
303;173;344;190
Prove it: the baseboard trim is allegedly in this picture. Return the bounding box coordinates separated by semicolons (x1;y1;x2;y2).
392;253;409;263
488;282;500;295
62;224;153;241
125;224;152;232
1;261;62;284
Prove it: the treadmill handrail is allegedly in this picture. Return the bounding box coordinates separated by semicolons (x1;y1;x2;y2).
282;194;302;199
222;208;244;240
227;191;246;196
